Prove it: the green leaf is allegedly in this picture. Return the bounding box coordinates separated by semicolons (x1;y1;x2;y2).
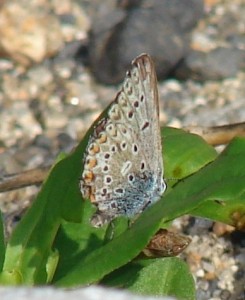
191;137;245;226
0;107;109;285
0;211;5;271
55;137;244;287
0;270;22;285
46;249;59;283
128;258;195;300
52;203;106;282
1;126;213;286
1;130;91;284
102;258;195;300
53;214;159;286
53;128;216;287
2;125;243;289
163;127;217;182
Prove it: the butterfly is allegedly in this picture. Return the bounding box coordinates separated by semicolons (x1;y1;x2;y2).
80;53;166;227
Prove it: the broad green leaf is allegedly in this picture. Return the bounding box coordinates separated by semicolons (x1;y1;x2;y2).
163;127;217;182
51;127;215;286
1;131;91;284
1;126;214;286
2;125;241;288
52;202;106;282
102;258;195;300
0;105;107;285
128;258;195;300
191;137;245;226
55;137;244;287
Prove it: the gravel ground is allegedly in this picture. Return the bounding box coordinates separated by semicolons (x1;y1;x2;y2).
0;0;244;299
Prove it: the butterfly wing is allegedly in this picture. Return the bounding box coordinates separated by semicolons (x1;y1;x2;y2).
80;54;166;227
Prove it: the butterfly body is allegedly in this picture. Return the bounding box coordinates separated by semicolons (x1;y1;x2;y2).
80;54;166;227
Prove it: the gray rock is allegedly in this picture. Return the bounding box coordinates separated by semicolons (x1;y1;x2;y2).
0;1;63;66
87;0;204;84
176;47;245;80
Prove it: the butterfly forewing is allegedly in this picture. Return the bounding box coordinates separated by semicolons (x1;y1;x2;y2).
129;55;163;177
80;54;166;227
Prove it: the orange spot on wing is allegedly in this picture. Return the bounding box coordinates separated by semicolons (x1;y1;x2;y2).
83;170;94;183
98;133;107;144
87;158;97;168
89;143;100;154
